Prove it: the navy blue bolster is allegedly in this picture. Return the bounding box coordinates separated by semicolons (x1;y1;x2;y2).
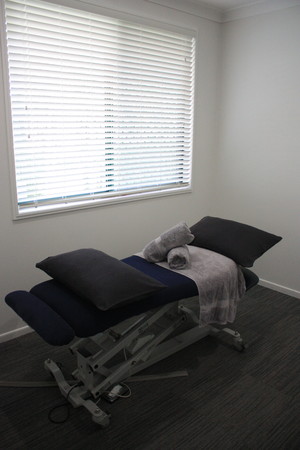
5;291;75;345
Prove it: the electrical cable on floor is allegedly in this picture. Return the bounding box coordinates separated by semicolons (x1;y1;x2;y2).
0;370;188;423
115;382;131;398
98;382;132;405
111;383;132;398
47;382;81;424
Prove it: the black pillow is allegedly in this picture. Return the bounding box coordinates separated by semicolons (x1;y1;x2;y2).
190;216;282;267
36;248;166;310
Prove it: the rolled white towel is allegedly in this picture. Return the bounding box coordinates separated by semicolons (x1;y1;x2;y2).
143;222;194;263
167;245;190;270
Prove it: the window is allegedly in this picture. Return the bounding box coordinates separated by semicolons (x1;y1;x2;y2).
2;0;195;218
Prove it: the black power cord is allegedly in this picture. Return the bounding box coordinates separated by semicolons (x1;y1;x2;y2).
48;382;81;424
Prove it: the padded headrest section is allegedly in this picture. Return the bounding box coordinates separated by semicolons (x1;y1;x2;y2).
5;291;75;346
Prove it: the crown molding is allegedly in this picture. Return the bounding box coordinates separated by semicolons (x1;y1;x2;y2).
144;0;222;22
222;0;300;22
145;0;300;23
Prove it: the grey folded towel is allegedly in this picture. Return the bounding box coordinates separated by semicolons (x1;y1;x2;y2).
167;245;190;270
143;222;194;263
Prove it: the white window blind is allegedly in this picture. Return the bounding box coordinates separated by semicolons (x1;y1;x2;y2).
3;0;195;217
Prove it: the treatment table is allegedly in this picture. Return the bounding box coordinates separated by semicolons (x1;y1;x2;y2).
5;253;259;427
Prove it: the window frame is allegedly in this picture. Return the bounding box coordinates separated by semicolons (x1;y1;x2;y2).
0;0;196;220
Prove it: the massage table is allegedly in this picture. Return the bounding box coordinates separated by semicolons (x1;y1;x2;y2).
5;252;259;427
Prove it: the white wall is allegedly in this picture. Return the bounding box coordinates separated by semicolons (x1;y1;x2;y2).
0;0;221;341
1;0;299;343
213;6;300;297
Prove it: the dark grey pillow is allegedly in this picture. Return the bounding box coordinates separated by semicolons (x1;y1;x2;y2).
190;216;282;267
36;248;165;310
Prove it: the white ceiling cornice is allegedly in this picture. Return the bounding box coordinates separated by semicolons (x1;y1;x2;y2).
145;0;300;23
144;0;223;22
222;0;300;22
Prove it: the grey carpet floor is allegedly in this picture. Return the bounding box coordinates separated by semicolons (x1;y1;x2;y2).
1;285;299;450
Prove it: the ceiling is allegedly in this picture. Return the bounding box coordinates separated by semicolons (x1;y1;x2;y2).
191;0;268;11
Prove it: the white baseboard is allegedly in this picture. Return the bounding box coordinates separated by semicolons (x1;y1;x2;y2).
259;279;300;299
0;325;32;344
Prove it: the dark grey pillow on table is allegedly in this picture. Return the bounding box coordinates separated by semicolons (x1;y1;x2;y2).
36;248;166;310
190;216;282;267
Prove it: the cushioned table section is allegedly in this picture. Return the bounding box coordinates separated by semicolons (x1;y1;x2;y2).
5;256;259;345
30;256;197;339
